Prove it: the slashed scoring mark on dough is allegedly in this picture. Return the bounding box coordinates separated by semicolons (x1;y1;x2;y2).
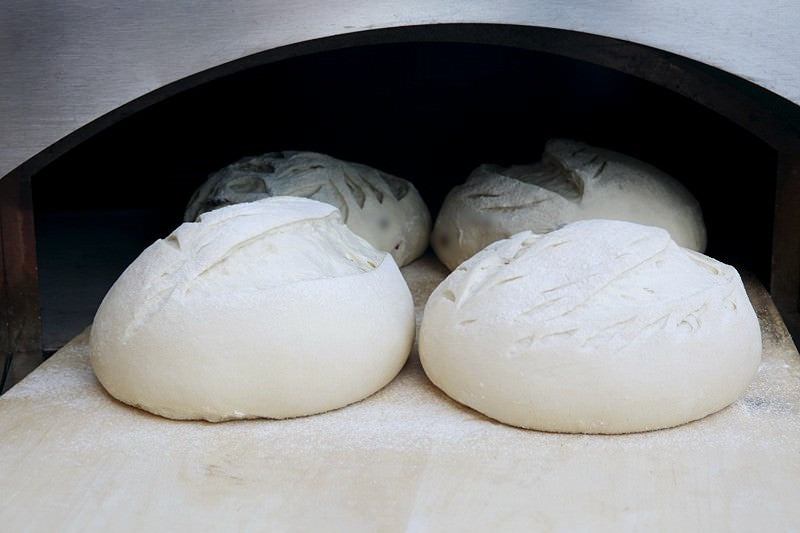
592;160;608;179
627;236;651;248
360;173;385;204
548;239;672;319
239;157;274;173
287;183;324;200
124;212;377;342
164;234;181;250
466;192;502;200
441;289;457;303
194;214;341;282
571;147;587;157
581;316;636;348
227;175;267;194
481;198;547;211
677;303;709;332
342;170;366;208
642;313;670;333
122;285;177;341
539;328;579;341
690;255;721;275
678;315;699;332
510;333;537;355
326;181;349;222
509;237;539;261
510;327;579;356
505;158;584;200
542;279;580;295
494;275;525;287
516;296;565;318
381;172;410;201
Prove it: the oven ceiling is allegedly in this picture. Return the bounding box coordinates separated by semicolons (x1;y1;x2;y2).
1;0;799;181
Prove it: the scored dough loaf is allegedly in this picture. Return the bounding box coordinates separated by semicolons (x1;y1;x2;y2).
185;151;431;266
419;219;761;434
90;197;415;422
431;139;706;270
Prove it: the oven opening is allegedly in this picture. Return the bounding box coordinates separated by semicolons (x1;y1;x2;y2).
29;38;779;354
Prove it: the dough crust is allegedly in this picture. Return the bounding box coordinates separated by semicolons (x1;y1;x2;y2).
185;151;431;266
432;139;706;270
420;219;761;434
90;197;415;421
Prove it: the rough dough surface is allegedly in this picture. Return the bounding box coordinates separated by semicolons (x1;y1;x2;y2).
419;219;761;434
185;151;431;266
89;197;415;421
431;139;706;270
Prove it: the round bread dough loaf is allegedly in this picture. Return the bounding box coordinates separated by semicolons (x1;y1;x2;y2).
90;197;415;421
431;139;706;270
420;219;761;434
185;151;431;266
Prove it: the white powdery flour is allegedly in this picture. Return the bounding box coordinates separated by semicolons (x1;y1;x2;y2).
420;219;761;434
89;197;415;422
431;139;706;270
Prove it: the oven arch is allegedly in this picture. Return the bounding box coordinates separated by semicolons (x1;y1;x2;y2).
3;23;799;388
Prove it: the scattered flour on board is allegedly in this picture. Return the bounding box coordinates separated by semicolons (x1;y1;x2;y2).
2;253;799;459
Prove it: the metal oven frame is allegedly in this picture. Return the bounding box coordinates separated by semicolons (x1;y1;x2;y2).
2;12;799;387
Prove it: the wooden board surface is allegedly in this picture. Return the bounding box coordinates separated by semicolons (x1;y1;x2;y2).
1;254;799;531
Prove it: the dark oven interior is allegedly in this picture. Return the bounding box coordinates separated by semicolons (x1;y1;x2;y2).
31;39;778;352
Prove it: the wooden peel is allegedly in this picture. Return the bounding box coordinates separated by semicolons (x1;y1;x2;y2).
0;254;798;530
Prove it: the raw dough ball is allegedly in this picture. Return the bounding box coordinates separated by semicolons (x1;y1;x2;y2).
431;139;706;270
90;197;415;422
420;220;761;434
185;151;431;266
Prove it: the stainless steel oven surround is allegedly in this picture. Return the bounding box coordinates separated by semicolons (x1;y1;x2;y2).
2;10;799;388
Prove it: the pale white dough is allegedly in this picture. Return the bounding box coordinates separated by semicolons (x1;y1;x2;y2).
89;197;415;421
185;151;431;266
431;139;707;270
419;220;761;434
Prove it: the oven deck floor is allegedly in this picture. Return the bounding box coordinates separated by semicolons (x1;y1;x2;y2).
2;254;799;530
